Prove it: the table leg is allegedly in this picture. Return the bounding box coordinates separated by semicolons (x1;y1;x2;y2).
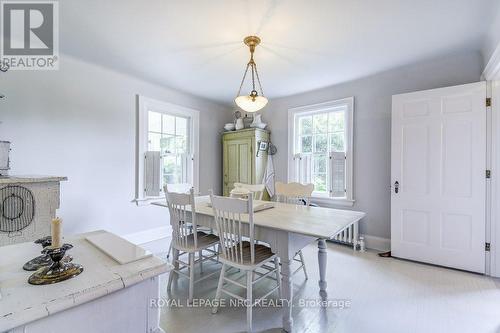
281;259;294;332
318;239;328;297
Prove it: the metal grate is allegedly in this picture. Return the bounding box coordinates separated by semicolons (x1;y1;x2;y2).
0;185;35;232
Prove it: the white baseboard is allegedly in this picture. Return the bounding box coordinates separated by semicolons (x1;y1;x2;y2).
362;234;391;252
123;226;171;245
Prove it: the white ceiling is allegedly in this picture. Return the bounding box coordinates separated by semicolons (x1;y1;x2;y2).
60;0;499;104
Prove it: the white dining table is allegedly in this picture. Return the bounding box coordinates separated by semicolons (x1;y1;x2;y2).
153;196;365;333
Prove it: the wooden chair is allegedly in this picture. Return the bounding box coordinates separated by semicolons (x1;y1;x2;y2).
274;182;314;280
165;183;193;260
165;186;220;304
210;193;281;333
233;182;266;200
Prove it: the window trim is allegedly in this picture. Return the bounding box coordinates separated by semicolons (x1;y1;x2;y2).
287;97;354;206
134;95;200;204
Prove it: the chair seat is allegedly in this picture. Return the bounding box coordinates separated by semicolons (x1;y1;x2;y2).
173;231;219;251
221;241;275;266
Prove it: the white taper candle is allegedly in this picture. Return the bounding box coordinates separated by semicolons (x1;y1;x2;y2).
51;217;62;248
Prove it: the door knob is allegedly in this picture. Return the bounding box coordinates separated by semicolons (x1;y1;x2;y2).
394;181;399;194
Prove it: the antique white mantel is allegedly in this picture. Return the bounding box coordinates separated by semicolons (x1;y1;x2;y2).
0;175;67;246
0;230;170;333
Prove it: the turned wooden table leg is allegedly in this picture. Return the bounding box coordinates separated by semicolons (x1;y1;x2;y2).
318;239;328;297
281;259;294;332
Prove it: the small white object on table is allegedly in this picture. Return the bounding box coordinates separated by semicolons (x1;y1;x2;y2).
0;230;170;333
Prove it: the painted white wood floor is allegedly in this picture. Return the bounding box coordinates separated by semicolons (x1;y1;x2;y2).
142;239;500;333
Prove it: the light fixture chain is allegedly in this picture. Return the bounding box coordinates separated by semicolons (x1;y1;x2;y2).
253;63;264;96
251;62;256;91
236;62;251;97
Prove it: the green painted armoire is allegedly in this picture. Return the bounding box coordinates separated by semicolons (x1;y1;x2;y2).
222;128;270;196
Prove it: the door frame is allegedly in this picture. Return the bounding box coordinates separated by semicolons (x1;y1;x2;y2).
483;41;500;277
488;80;500;277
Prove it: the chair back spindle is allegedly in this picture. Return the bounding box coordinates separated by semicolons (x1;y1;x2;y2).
165;186;198;250
210;193;255;265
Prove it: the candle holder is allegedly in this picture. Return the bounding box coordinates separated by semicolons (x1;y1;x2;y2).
28;243;83;285
23;236;72;271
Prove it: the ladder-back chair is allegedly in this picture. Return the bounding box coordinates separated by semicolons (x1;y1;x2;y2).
274;181;314;279
233;182;266;200
165;186;220;304
209;193;281;333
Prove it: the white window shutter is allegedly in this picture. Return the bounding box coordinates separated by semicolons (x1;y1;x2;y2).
302;154;312;184
293;153;301;182
181;154;193;183
330;151;346;197
293;153;313;184
144;151;161;197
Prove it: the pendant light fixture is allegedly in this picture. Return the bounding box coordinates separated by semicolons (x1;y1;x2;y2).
235;36;268;113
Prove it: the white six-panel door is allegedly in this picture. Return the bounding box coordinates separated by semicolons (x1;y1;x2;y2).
391;82;487;273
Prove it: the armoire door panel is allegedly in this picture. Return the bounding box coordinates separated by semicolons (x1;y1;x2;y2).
237;141;251;184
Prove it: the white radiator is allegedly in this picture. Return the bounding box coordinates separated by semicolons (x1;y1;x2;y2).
331;221;359;250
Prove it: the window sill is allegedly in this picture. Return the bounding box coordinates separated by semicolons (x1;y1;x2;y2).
310;196;355;208
131;197;164;206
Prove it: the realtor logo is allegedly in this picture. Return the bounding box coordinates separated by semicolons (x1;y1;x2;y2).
0;1;59;70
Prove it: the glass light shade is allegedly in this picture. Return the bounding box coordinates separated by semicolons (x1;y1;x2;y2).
234;95;268;113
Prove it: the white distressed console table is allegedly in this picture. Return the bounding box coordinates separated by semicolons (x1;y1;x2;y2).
0;230;170;333
153;196;365;332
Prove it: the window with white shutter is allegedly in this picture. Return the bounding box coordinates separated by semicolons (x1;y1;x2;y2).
288;97;354;206
135;96;199;204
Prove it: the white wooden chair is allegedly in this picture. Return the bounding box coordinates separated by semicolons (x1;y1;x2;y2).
209;193;281;333
165;186;220;304
233;182;266;200
275;181;315;280
165;183;193;260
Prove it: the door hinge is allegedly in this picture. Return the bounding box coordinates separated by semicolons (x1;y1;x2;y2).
486;98;491;107
486;170;492;179
485;242;491;252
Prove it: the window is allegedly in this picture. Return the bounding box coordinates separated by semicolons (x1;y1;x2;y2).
135;95;199;203
288;97;354;206
147;111;189;185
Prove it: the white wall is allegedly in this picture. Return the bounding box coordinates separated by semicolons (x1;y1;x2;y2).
0;55;231;237
482;8;500;69
265;51;483;241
